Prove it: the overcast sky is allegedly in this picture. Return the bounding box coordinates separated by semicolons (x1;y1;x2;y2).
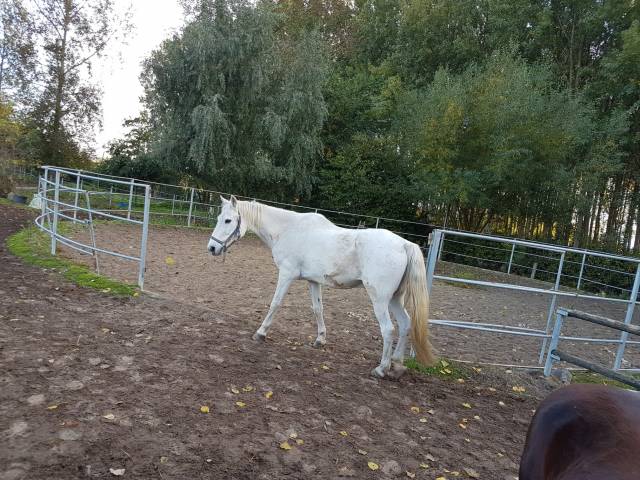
94;0;184;157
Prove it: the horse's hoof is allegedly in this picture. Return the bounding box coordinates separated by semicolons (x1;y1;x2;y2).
312;339;326;348
387;362;408;379
370;367;385;379
252;332;266;342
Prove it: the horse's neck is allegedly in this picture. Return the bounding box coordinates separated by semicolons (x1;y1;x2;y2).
238;201;294;249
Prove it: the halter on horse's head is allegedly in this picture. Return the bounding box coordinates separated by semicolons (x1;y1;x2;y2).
208;195;242;256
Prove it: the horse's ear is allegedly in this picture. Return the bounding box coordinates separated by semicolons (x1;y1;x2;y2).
220;195;228;204
230;195;238;208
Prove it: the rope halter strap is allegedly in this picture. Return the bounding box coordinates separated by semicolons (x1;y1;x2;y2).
210;214;242;253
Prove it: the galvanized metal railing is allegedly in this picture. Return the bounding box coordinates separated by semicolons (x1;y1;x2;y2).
35;166;151;289
426;229;640;371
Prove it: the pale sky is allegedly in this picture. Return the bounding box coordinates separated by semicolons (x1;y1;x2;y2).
94;0;184;157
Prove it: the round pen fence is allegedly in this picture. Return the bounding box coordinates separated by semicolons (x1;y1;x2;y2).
30;166;640;372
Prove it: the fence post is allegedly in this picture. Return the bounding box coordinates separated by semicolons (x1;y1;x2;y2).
530;262;538;279
108;186;113;208
576;252;587;290
543;309;566;376
51;170;61;255
187;187;195;227
507;243;516;274
172;194;176;216
613;263;640;370
426;230;443;294
84;191;100;275
127;178;134;220
538;252;566;364
437;232;445;261
138;185;151;290
375;217;380;228
73;171;81;222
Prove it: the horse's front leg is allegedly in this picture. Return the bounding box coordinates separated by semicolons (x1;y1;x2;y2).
308;281;326;347
253;271;294;341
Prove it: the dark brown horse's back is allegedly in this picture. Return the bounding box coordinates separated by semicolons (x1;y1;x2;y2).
519;384;640;480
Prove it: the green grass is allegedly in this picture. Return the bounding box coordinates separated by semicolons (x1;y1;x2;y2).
405;357;473;379
0;197;32;209
6;224;139;297
571;370;640;390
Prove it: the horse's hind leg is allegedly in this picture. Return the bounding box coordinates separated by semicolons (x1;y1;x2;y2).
389;294;409;375
309;281;326;347
368;295;395;379
253;271;294;341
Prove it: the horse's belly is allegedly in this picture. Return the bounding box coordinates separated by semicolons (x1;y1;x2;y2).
323;275;362;289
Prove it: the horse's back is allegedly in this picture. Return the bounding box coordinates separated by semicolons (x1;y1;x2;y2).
520;385;640;480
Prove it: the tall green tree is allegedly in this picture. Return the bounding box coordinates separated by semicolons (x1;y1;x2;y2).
143;0;328;198
0;0;36;104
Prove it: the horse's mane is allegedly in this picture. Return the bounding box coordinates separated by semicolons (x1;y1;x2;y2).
238;200;264;231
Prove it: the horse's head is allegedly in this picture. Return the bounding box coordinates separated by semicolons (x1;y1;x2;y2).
208;195;242;256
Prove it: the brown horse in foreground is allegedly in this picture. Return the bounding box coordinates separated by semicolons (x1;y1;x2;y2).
520;384;640;480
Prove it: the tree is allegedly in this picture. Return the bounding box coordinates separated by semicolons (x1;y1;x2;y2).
0;0;36;104
143;0;328;198
30;0;130;166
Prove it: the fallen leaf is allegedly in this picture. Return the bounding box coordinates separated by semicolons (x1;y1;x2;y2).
265;391;273;399
109;468;125;476
464;438;471;443
231;387;240;394
200;406;209;414
321;365;330;370
498;401;505;407
472;367;482;373
459;423;467;429
242;385;254;392
279;441;292;451
440;360;450;367
165;256;175;265
444;368;452;374
47;405;58;410
512;386;526;393
462;403;472;409
103;413;115;420
235;401;246;408
419;417;427;423
464;467;480;478
160;456;168;464
410;406;420;413
289;432;298;439
367;461;379;471
426;454;436;462
435;477;446;480
419;463;429;469
488;387;496;392
296;439;304;445
339;431;348;436
473;415;481;420
133;292;140;297
357;449;368;455
457;378;465;383
101;328;110;334
427;409;435;415
406;471;416;478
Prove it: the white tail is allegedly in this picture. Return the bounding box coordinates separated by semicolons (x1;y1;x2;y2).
398;242;436;366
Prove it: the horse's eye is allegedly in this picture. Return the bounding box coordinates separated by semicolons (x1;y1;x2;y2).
225;219;231;224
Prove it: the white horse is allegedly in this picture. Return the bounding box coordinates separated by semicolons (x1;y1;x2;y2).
207;196;435;378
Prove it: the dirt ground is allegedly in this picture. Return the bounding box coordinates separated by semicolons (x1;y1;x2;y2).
66;221;640;370
0;205;559;480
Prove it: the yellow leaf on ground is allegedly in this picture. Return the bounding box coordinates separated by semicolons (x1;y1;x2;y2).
279;441;292;451
358;449;368;455
133;292;140;297
473;415;481;420
165;256;175;265
464;467;480;479
457;378;465;383
103;413;116;420
242;385;254;392
321;365;330;370
289;432;298;439
512;386;526;393
419;417;427;423
410;406;420;413
235;401;246;408
436;477;447;480
47;405;58;410
296;439;304;445
265;391;273;399
440;360;450;367
462;403;472;409
339;431;348;436
367;462;379;471
419;463;429;469
406;471;416;478
444;368;452;374
200;406;209;414
231;387;240;394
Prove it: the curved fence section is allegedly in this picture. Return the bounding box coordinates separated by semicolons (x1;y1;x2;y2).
35;166;151;289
